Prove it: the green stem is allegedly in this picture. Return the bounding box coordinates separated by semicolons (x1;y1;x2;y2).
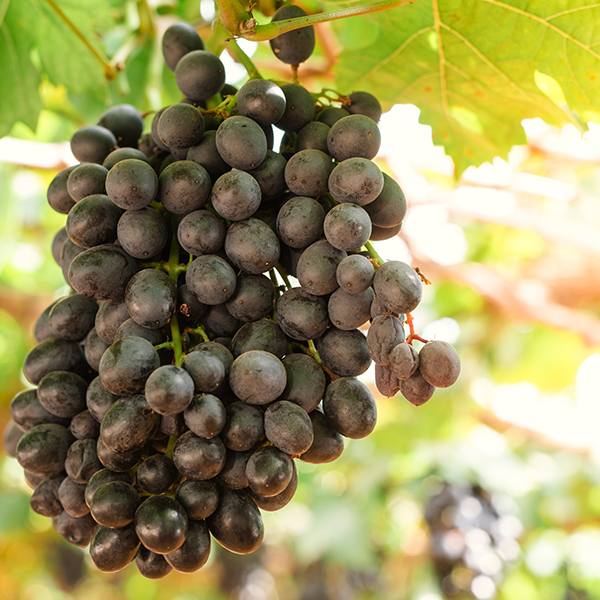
187;325;211;343
239;0;417;42
206;93;224;110
44;0;119;80
364;241;384;266
165;435;178;459
226;39;262;79
154;341;175;351
275;264;292;290
167;230;185;366
214;0;253;36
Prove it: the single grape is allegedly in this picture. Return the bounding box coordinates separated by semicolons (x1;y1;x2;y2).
418;340;461;388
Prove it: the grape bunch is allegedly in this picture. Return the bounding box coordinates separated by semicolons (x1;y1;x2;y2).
425;482;521;597
4;10;460;578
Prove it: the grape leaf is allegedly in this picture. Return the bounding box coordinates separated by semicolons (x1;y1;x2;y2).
333;0;600;175
0;0;114;138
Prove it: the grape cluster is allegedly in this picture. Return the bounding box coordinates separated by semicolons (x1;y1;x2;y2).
425;482;521;597
5;11;460;578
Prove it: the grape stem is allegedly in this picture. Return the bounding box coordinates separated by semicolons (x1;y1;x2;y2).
167;226;185;366
226;38;262;79
235;0;417;41
307;339;338;380
364;241;384;267
405;313;428;345
275;264;293;290
44;0;120;80
165;435;178;459
185;325;211;343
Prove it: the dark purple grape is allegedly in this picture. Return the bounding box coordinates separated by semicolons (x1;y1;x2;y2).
99;336;160;396
95;300;130;344
86;377;118;423
249;461;297;511
264;400;314;455
300;409;344;463
137;455;179;495
327;114;381;162
323;377;377;438
186;254;237;306
187;130;231;182
135;495;188;555
65;438;102;483
181;350;226;393
229;351;287;405
276;196;325;249
66;163;107;202
10;388;70;432
106;158;158;210
237;79;286;126
375;363;401;397
400;368;435;406
51;228;69;266
178;209;226;256
117;207;169;259
96;438;142;472
216;116;267;171
48;294;98;341
173;431;226;480
3;421;22;458
207;488;263;554
47;166;77;214
317;328;371;377
317;106;350;127
224;218;280;275
295;121;330;153
190;341;234;376
175;480;219;520
225;274;275;322
145;365;195;416
246;445;293;497
230;319;287;359
183;393;226;439
269;5;315;65
418;340;461;388
296;240;347;296
275;286;329;342
23;338;85;386
217;448;252;490
280;353;326;413
70;410;101;440
58;476;89;517
372;261;423;314
100;395;160;453
30;476;64;517
83;328;110;371
136;546;173;579
84;468;132;507
211;170;261;221
90;481;141;527
328;157;384;206
328;287;374;330
90;524;140;571
68;244;139;302
38;371;88;418
367;314;406;365
364;173;407;228
388;342;420;380
157;160;211;214
71;126;117;164
220;401;264;452
336;254;375;294
165;519;211;573
285;149;333;198
104;147;150;170
125;268;177;330
175;51;225;101
98;104;144;148
162;22;204;71
55;511;97;547
323;202;372;252
276;83;315;132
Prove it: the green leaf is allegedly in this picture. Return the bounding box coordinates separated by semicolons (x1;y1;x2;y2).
0;0;114;137
0;1;43;136
333;0;600;174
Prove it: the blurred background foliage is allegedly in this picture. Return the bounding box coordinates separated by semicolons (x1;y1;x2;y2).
2;1;600;599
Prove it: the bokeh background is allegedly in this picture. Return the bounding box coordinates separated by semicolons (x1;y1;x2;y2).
2;1;600;599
